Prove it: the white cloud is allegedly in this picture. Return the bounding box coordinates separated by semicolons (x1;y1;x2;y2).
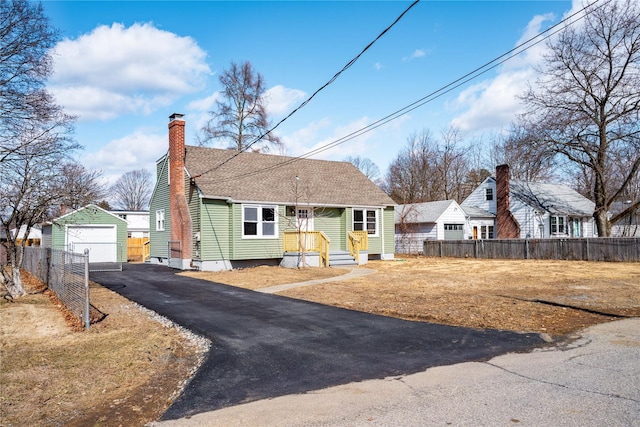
374;62;383;71
50;22;211;121
403;48;428;62
284;117;374;162
449;12;556;133
81;129;167;185
264;85;307;117
449;69;534;132
187;92;221;112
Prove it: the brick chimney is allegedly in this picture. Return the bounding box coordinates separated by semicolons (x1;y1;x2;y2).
495;164;520;238
168;113;192;267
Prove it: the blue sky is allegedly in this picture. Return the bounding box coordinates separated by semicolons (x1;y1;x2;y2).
42;0;580;185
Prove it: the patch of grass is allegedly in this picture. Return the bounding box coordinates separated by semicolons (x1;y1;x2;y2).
0;276;208;427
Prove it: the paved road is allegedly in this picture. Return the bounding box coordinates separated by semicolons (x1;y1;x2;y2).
151;318;640;426
91;263;546;421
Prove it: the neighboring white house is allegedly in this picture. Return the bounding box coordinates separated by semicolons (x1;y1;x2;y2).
459;206;495;240
110;211;150;238
395;200;467;253
609;201;640;237
462;165;597;239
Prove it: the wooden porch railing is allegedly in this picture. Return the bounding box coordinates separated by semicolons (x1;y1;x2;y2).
283;230;331;267
348;230;369;265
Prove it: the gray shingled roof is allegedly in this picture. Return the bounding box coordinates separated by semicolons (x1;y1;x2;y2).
511;180;595;216
394;200;459;223
460;205;495;218
184;145;396;207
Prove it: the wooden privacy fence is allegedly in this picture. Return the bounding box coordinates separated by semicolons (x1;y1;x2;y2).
423;238;640;262
127;237;150;262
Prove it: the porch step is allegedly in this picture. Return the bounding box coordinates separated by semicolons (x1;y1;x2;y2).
329;250;357;267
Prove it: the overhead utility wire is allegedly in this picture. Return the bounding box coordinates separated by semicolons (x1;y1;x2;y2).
205;0;606;184
195;0;421;178
295;0;608;160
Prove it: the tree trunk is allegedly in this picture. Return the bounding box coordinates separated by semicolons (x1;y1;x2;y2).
6;268;26;298
2;244;27;298
593;209;610;238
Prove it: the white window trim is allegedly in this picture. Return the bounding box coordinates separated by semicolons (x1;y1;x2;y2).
550;215;567;235
156;209;165;231
242;204;279;239
353;208;379;237
485;187;494;201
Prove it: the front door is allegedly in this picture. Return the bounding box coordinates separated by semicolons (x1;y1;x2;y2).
297;208;314;232
296;208;315;251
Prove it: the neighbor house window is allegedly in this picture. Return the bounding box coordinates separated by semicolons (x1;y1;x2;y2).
480;225;494;239
479;225;495;239
485;188;494;201
243;205;277;238
550;215;566;234
156;209;165;231
353;209;378;236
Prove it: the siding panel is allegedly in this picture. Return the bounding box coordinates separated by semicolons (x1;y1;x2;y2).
149;157;170;259
200;199;231;261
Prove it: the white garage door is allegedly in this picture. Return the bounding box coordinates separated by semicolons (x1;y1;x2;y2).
66;225;117;263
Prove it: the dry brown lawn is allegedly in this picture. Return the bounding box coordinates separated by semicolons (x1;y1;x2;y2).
0;272;208;427
2;257;638;426
183;256;640;336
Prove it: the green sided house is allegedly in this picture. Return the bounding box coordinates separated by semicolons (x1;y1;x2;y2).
41;204;128;264
149;113;396;271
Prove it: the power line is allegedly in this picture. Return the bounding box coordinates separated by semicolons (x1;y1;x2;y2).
194;0;421;178
200;0;607;184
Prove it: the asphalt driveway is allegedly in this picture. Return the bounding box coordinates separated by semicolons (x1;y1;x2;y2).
91;263;547;421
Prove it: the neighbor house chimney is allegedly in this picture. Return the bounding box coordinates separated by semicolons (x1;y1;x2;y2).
495;164;520;238
168;113;192;267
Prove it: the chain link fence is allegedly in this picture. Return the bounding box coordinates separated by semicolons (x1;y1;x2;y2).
22;247;91;329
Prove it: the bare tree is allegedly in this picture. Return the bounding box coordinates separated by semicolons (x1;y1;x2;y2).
0;0;77;298
52;163;107;215
110;169;152;210
384;127;471;203
199;61;283;153
344;156;382;185
490;120;558;182
385;130;439;203
434;126;469;201
521;0;640;236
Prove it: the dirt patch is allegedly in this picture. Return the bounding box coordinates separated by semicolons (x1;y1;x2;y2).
187;257;640;336
178;265;346;290
0;271;209;427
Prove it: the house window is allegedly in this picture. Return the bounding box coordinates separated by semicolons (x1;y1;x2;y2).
444;224;463;231
156;209;165;231
485;188;494;201
480;225;494;239
243;205;277;238
353;209;378;236
550;215;566;234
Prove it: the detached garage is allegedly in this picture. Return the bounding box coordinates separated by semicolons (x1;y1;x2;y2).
42;204;128;265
